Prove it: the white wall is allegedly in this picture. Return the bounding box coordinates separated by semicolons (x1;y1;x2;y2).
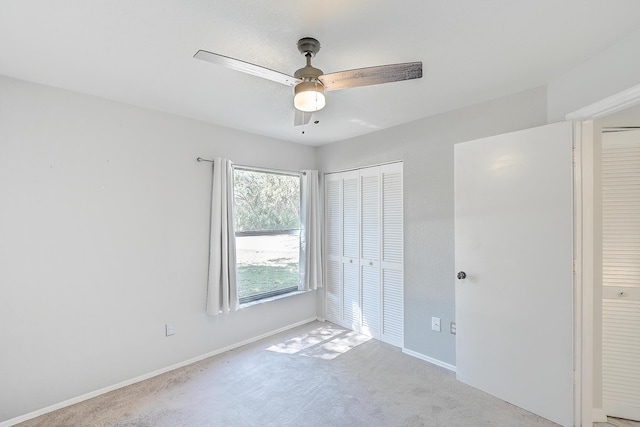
0;76;317;423
316;86;548;365
547;26;640;122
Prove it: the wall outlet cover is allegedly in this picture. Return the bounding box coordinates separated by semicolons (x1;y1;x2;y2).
431;317;441;332
165;324;176;336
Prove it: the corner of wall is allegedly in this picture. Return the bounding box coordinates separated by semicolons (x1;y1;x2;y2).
547;26;640;122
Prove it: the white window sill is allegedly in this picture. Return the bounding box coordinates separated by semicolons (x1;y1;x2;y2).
240;289;310;309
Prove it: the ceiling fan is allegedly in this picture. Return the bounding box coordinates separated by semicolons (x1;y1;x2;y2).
194;37;422;126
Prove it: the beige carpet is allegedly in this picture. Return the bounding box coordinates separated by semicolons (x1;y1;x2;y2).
18;321;563;427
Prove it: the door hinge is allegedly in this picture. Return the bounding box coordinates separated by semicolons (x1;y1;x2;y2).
572;147;576;163
572;259;576;273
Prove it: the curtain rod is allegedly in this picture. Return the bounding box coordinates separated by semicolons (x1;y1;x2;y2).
196;157;306;176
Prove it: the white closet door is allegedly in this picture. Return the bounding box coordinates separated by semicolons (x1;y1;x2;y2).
324;163;404;347
360;167;381;339
324;173;343;324
342;171;361;331
601;130;640;422
380;163;404;347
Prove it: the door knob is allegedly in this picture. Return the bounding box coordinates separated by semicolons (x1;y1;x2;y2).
457;271;466;280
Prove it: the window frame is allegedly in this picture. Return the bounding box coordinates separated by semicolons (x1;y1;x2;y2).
232;165;302;304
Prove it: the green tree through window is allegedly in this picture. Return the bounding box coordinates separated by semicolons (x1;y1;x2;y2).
234;170;300;232
233;168;300;303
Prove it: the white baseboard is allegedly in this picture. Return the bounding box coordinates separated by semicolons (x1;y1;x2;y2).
592;408;608;423
0;317;319;427
402;348;457;372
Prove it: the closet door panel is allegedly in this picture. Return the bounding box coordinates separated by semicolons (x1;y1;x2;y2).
361;262;381;338
325;175;342;259
325;259;342;323
360;168;380;261
381;163;404;346
343;260;360;330
324;174;342;324
342;171;360;330
342;172;360;259
360;167;381;338
382;164;403;265
601;131;640;421
382;268;404;347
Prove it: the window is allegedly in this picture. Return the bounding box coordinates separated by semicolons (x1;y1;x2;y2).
233;167;301;303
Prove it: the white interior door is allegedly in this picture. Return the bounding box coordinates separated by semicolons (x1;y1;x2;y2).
455;122;574;427
601;130;640;422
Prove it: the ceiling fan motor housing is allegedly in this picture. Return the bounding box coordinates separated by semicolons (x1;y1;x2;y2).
297;37;321;57
294;37;324;80
294;65;323;80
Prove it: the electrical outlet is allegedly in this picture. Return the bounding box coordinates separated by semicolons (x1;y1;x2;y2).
450;322;456;335
165;324;176;336
431;317;441;332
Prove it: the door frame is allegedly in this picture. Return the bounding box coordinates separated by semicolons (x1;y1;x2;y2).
568;83;640;427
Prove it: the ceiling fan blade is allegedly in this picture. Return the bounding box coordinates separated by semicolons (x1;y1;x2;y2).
194;50;302;87
294;110;313;127
319;62;422;92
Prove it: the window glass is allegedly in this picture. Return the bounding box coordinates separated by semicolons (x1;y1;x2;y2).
234;168;300;303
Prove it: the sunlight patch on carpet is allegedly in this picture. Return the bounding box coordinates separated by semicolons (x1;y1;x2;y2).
266;325;371;359
300;331;371;360
265;325;346;354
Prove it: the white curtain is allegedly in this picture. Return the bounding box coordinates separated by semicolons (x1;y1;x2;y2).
299;170;323;290
206;158;238;315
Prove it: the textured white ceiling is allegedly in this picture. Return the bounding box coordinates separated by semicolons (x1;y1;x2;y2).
1;1;640;145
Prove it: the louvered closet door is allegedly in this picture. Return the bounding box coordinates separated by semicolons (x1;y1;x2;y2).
324;173;343;325
380;163;404;347
601;130;640;422
342;171;361;331
360;167;381;339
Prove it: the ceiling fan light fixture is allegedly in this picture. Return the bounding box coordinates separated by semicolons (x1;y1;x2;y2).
294;80;325;112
